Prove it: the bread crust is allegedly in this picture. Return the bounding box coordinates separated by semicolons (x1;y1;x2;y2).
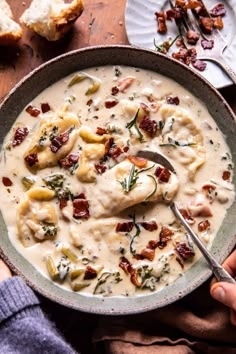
0;30;23;46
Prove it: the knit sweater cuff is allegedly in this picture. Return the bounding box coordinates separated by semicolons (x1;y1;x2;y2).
0;276;40;324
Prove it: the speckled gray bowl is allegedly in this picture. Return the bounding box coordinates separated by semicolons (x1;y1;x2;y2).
0;45;235;315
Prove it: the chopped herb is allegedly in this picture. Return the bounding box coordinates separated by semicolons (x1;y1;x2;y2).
119;164;155;193
43;174;65;194
129;215;141;256
49;126;59;141
144;175;157;201
154;34;180;54
159;137;196;147
38;135;47;146
158;120;165;131
126;109;144;143
114;67;122;77
41;222;57;237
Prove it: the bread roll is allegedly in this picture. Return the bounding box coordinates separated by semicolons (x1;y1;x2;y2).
0;0;23;45
20;0;84;41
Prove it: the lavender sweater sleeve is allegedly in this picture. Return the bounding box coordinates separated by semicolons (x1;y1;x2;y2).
0;276;77;354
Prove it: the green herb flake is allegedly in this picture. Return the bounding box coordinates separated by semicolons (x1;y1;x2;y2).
126;109;144;143
159;136;196;148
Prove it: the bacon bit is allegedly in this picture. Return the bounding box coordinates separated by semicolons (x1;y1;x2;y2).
141;248;155;261
140;102;150;113
213;16;224;30
59;197;68;209
87;99;93;106
155;11;167;34
139;116;158;138
175;242;195;260
50;131;70;153
166;8;175;20
116;222;134;233
201;39;214;50
198;219;211;232
83;266;97;280
172;47;197;66
202;183;216;203
105;98;119;109
12;127;29;147
199;16;214;34
119;257;142;287
222;170;231;181
186;30;200;45
179;209;195;224
210;3;226;17
154;166;171;183
140;221;158;231
59;153;79;169
192;59;207;72
119;256;133;274
2;177;13;187
166;96;180;105
184;0;202;9
158;226;174;248
73;199;90;219
130;273;142;287
94;163;107;175
134;254;144;260
147;240;159;249
105;138;123;160
117;77;135;92
176;256;184;269
160;226;174;242
176;0;185;7
24;153;38;167
26;105;40;117
127;155;147;168
123;146;129;153
41;103;51;113
96;127;108;135
111;86;119;95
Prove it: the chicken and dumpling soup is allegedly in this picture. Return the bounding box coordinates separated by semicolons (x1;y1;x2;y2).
0;65;234;296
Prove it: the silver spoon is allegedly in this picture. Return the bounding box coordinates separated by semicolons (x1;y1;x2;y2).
137;150;236;284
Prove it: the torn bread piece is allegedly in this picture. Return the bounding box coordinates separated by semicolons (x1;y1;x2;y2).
20;0;84;41
0;0;23;45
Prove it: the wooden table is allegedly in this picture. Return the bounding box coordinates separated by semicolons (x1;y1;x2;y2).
1;0;235;112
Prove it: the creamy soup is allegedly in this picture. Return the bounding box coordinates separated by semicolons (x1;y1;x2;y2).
0;65;234;297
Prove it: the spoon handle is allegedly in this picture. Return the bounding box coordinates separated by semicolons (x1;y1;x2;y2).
170;202;236;284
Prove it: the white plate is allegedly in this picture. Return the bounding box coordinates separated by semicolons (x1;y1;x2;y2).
125;0;236;88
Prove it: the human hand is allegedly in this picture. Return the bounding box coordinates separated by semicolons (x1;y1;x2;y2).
210;249;236;326
0;259;12;282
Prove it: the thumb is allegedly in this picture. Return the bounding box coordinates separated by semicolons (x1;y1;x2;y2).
211;282;236;311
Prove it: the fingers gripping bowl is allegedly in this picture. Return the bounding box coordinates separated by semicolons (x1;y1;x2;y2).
0;45;235;314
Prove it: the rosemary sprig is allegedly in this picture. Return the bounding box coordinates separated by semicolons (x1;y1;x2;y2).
144;175;157;201
159;136;196;148
154;34;180;54
126;109;144;143
119;164;155;193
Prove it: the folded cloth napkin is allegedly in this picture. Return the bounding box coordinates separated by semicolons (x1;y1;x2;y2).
93;279;236;353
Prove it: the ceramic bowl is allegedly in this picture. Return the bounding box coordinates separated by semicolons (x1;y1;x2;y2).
0;45;235;314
